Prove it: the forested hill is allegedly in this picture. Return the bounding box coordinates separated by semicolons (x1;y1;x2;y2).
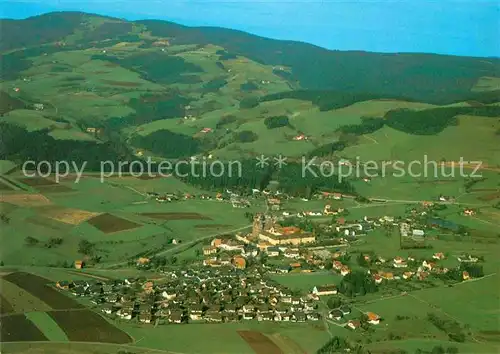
1;11;499;103
139;20;500;104
1;11;499;170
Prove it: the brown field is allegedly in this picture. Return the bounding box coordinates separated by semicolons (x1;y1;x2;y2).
101;79;141;87
49;309;132;343
3;272;84;310
0;278;52;314
238;330;283;354
195;224;231;229
0;314;48;342
38;184;74;193
36;205;100;225
87;213;141;234
0;193;52;206
0;294;14;314
18;177;57;186
141;212;212;220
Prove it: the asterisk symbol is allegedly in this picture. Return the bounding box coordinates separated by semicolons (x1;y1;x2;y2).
274;155;287;168
256;154;269;168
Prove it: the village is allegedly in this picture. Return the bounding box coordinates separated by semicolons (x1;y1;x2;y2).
54;192;485;331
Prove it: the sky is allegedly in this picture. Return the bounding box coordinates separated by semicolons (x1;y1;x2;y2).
1;0;499;57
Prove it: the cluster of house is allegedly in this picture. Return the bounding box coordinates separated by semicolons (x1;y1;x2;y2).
147;191;231;203
200;215;342;274
363;252;475;283
310;285;381;330
463;208;475;216
202;238;251;268
320;215;391;238
55;267;321;324
146;189;256;208
201;231;321;272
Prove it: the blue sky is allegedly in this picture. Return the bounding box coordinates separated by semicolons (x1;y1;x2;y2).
1;0;499;57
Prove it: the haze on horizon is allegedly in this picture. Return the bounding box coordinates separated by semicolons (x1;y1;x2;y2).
0;0;499;58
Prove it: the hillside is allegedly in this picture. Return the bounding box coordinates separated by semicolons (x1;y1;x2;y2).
1;11;499;165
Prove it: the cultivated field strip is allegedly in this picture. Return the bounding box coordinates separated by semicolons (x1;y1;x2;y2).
49;310;133;344
87;213;141;233
140;212;212;220
1;272;133;344
0;294;14;314
0;314;48;342
3;272;84;310
0;278;53;314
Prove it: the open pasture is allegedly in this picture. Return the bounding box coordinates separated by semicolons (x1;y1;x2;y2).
0;343;159;354
367;339;499;354
356;294;445;338
87;212;141;234
3;272;84;310
140;212;212;220
0;193;52;207
0;201;18;214
238;330;283;354
195;223;232;229
25;214;71;230
271;272;341;293
49;309;132;344
478;191;500;201
415;273;500;334
35;205;100;225
342;115;500;166
0;160;17;174
351;173;465;202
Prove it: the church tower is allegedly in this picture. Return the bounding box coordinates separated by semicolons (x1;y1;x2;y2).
252;213;265;237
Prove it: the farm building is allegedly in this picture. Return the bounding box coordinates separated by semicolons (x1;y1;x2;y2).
312;284;337;296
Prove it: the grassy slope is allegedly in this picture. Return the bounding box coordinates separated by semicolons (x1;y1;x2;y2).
25;311;70;341
1;12;499;162
342;115;500;165
0;172;257;266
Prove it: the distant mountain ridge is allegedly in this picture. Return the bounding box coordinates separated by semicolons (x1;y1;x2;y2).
1;11;499;103
0;11;499;166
